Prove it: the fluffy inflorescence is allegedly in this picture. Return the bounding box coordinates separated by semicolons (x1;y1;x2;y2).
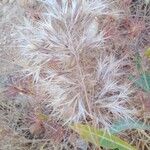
16;0;135;128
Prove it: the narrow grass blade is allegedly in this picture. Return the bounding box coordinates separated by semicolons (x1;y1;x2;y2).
71;124;137;150
144;48;150;58
129;72;150;92
110;119;150;134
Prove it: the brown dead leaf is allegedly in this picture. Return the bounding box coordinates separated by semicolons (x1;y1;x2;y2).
4;75;35;98
46;121;65;143
29;120;45;139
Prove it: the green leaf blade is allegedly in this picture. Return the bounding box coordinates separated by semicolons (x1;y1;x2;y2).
71;124;137;150
129;72;150;92
109;119;150;134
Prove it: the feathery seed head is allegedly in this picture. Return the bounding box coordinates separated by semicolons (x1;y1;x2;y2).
16;0;135;128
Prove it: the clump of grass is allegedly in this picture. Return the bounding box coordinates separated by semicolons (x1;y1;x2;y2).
1;0;150;149
16;0;135;129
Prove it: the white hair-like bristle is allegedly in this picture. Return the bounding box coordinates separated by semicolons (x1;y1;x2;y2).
15;0;135;128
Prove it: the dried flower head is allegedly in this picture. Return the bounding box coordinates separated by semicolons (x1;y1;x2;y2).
15;0;135;129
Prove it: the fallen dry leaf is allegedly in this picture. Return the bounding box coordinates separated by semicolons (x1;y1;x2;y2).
47;121;65;143
29;120;45;139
